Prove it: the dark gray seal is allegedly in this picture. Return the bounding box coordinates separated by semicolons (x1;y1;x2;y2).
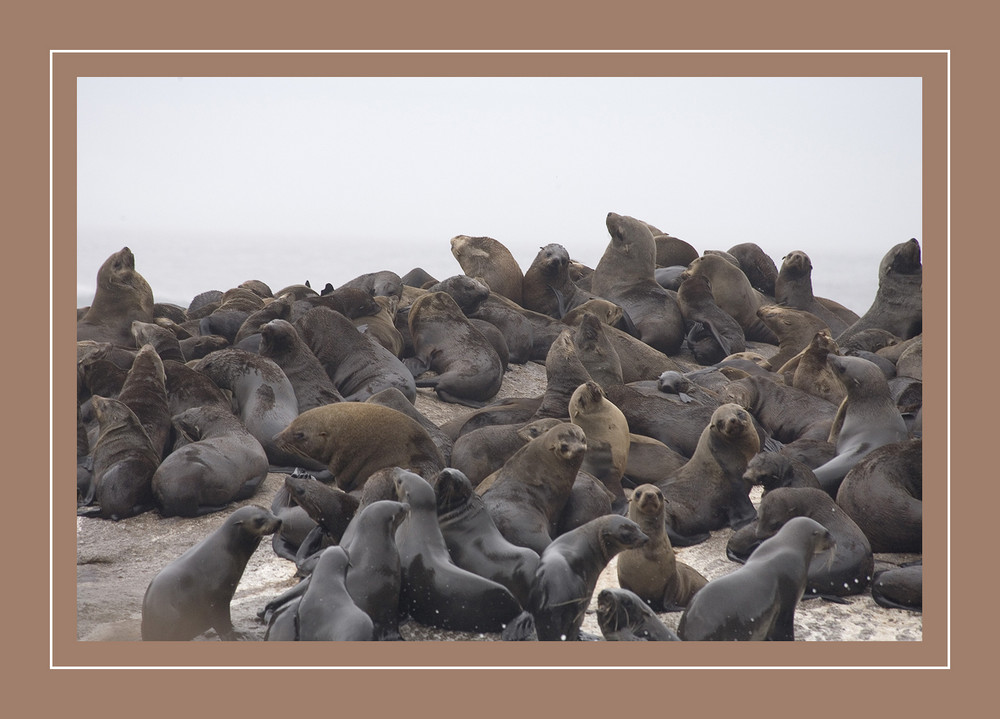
836;238;922;344
596;588;681;641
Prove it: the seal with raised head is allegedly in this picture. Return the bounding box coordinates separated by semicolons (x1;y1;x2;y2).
283;471;360;563
450;234;525;306
258;318;345;412
141;505;282;640
152;404;269;517
774;250;854;335
677;272;747;365
392;468;523;632
781;329;846;405
449;417;563;487
115;343;171;460
597;588;681;641
616;483;708;611
295;546;375;641
524;514;650;641
407;291;504;407
836;238;922;344
273;402;445;493
590;212;685;355
812;355;910;496
130;320;185;362
433;467;541;608
570;312;624;391
681;253;777;344
677;516;835;641
568;381;630;512
522;243;600;318
77;247;155;346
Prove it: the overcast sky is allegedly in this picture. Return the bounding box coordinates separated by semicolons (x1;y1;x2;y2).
76;76;921;311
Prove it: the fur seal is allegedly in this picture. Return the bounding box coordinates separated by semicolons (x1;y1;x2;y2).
596;588;681;641
162;359;231;416
295;546;375;641
782;330;846;405
723;375;837;443
681;253;777;344
194;348;316;470
756;304;830;369
115;344;171;460
296;306;417;403
623;433;688;486
774;250;854;335
449;418;563;487
568;381;630;511
591;212;685;354
525;515;650;641
727;242;778;296
616;484;708;611
339;270;404;299
480;422;588;553
678;516;835;641
130;321;185;362
743;451;822;493
366;387;454;465
433;468;541;608
812;355;910;496
152;405;269;517
400;267;438;288
522;243;599;318
283;471;360;560
654;233;699;268
273;402;445;493
141;505;282;640
836;438;922;553
353;294;406;357
450;234;524;306
407;291;504;407
837;238;922;343
871;563;922;610
77;247;155;346
570;312;624;391
258;318;345;412
677;273;747;364
392;468;523;632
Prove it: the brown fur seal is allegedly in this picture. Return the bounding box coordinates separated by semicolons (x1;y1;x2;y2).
258;318;345;411
743;451;822;493
654;233;699;268
591;212;685;354
339;270;404;299
774;250;855;334
616;484;708;611
407;291;504;407
162;359;231;416
365;386;454;465
116;344;171;460
450;234;524;306
152;404;269;517
836;238;922;343
274;402;444;493
812;355;910;496
600;323;686;382
656;403;760;538
295;546;375;641
836;438;921;553
295;305;417;403
623;433;689;486
353;294;405;357
677;273;747;364
141;505;282;640
677;516;835;641
81;395;159;519
194;348;315;469
283;471;360;556
756;304;830;369
522;243;599;318
570;312;624;391
723;375;837;443
782;329;846;405
569;381;630;511
232;297;292;345
561;298;624;328
480;422;588;554
522;515;650;641
531;329;594;420
596;588;681;641
727;242;778;296
77;247;155;346
392;468;523;632
130;320;185;362
469;293;561;363
449;418;563;487
682;253;777;344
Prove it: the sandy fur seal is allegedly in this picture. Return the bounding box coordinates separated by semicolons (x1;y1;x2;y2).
681;253;777;344
591;212;685;355
141;505;282;640
616;484;708;611
273;402;445;493
677;516;835;641
450;234;525;306
77;247;155;346
152;404;269;517
407;291;504;407
568;381;630;511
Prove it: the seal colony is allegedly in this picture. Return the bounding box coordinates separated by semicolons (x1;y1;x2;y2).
76;216;925;644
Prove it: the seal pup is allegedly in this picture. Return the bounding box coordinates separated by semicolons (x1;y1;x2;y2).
296;306;417;403
812;355;910;496
677;516;835;641
568;381;630;512
273;402;445;493
836;438;922;553
392;468;523;632
407;291;504;407
257;318;345;412
837;238;923;344
677;273;746;365
81;395;160;519
617;484;708;611
681;253;777;344
480;422;588;554
152;405;269;517
295;546;375;641
450;234;525;306
524;515;650;641
597;588;681;641
590;212;685;355
781;330;846;405
433;468;541;608
141;505;282;640
774;250;853;335
194;348;318;470
77;247;155;346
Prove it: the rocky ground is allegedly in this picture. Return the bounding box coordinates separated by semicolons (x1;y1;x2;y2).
76;359;922;644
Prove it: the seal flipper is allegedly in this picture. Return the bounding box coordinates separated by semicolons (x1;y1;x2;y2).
500;611;537;641
548;285;568;319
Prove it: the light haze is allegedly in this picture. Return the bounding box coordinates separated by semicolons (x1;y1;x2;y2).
76;76;922;313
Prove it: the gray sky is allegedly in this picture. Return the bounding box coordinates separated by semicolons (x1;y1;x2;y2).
77;76;921;312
